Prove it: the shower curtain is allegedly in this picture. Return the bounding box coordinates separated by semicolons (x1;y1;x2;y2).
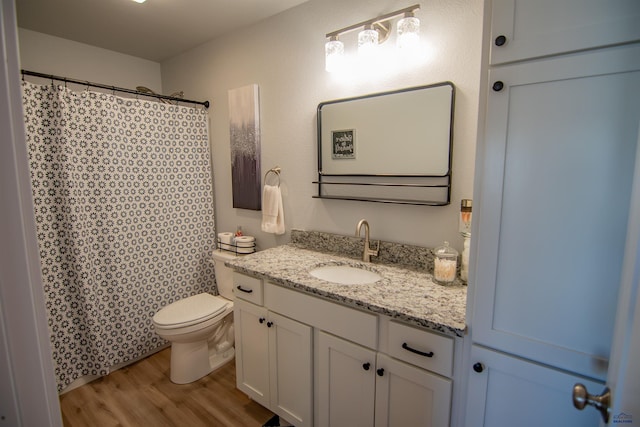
21;81;217;391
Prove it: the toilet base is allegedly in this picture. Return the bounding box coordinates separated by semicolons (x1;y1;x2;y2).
209;347;235;372
169;341;235;384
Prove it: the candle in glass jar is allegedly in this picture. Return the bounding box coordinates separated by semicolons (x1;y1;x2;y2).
433;241;458;285
434;257;457;283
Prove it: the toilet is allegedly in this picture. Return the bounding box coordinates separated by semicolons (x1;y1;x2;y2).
152;250;237;384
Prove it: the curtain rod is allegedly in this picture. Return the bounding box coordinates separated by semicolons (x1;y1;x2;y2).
21;69;210;109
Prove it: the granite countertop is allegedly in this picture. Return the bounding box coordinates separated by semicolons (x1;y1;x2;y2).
224;244;467;338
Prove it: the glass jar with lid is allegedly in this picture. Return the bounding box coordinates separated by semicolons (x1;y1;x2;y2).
433;241;458;285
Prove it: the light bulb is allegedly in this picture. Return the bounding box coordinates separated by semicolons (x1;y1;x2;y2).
358;24;379;59
325;36;345;73
397;13;420;51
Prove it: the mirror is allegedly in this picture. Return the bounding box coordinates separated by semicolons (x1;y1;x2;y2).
315;82;455;205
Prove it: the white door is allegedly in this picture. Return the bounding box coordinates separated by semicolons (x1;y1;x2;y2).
374;353;452;427
597;124;640;424
316;331;375;427
268;311;312;427
489;0;640;65
468;42;640;424
234;299;270;407
472;43;640;380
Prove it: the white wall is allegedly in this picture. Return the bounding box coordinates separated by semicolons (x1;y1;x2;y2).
161;0;484;252
18;28;162;93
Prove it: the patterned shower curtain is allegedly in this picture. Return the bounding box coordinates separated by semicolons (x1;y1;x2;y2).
22;81;217;391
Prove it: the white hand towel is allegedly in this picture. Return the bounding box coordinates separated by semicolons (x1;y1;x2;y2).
261;184;285;235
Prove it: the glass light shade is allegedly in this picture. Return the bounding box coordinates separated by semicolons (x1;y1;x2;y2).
325;38;345;73
397;15;420;51
358;25;379;58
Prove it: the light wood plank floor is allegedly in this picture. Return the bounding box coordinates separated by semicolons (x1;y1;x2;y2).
59;348;274;427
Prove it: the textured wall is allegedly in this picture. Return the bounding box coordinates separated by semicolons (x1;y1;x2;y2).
18;28;162;93
161;0;484;252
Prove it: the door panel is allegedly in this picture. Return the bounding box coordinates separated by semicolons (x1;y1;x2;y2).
234;299;269;407
473;44;640;380
606;124;640;422
374;353;451;427
316;331;375;427
466;345;604;427
490;0;640;64
268;312;312;427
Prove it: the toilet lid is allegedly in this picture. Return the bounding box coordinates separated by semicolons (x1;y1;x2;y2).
153;293;229;328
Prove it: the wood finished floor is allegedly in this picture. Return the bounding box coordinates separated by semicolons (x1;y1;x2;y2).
59;348;274;427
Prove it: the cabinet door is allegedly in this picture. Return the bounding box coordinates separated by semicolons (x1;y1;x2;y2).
268;312;313;427
317;331;375;427
489;0;640;64
473;44;640;380
374;353;452;427
234;299;270;408
465;345;605;427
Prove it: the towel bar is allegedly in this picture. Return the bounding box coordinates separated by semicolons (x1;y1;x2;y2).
264;166;281;187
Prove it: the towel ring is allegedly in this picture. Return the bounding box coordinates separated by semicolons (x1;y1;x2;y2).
264;167;281;187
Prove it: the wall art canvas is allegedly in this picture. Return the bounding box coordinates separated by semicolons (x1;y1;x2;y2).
229;84;261;210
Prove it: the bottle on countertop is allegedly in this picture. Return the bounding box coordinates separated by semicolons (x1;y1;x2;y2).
459;199;472;283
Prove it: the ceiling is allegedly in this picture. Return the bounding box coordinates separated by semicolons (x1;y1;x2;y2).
16;0;309;62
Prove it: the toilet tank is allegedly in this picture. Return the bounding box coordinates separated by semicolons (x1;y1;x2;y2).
211;250;238;300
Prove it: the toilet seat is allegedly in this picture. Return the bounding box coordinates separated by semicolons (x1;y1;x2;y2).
153;293;230;329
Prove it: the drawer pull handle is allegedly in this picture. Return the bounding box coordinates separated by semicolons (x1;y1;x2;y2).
236;285;253;293
402;342;434;358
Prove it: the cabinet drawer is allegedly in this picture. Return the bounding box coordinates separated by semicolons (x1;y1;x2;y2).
387;321;453;377
265;282;377;349
233;272;263;305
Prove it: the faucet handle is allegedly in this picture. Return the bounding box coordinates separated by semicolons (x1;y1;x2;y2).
371;240;380;256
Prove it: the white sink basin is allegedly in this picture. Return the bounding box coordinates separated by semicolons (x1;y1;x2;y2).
309;265;382;285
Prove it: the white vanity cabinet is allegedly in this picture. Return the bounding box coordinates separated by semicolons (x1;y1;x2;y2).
317;330;452;427
233;272;458;426
233;273;313;427
264;281;455;427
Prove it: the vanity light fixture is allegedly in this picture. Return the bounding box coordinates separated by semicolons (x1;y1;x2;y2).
325;35;345;72
325;4;420;73
132;0;146;3
397;11;420;51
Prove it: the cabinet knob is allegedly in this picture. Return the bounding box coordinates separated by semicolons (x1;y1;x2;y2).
267;321;273;328
376;368;384;376
362;362;371;371
492;81;504;92
494;35;507;46
259;317;265;324
473;362;484;373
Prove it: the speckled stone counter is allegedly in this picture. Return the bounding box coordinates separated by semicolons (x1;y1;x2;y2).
225;243;467;338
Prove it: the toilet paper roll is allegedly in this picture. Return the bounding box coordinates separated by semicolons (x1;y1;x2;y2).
234;236;256;253
218;232;234;250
